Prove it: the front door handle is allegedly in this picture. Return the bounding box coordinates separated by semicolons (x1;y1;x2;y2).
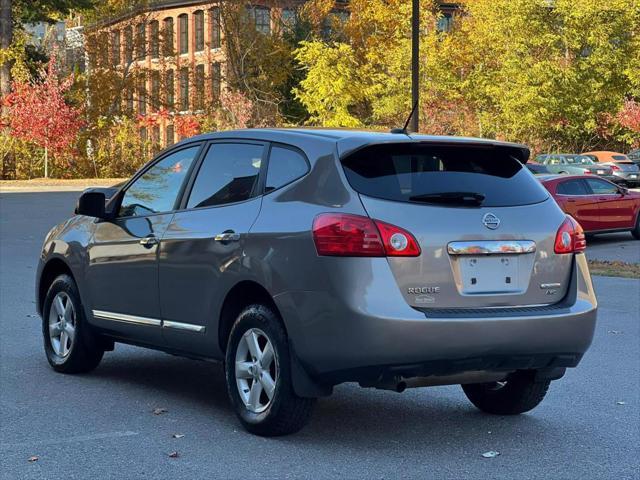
139;235;159;248
214;231;240;243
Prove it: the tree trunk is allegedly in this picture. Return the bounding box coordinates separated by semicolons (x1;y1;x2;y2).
1;0;15;179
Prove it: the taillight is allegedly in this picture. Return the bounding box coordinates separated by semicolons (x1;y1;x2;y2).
610;164;620;171
312;213;421;257
554;215;586;254
583;169;592;174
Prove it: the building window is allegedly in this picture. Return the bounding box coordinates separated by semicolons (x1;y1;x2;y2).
248;6;271;35
124;26;133;64
151;70;160;110
137;76;146;115
210;7;221;48
152;125;160;153
195;64;205;110
126;86;134;113
150;20;159;58
99;32;109;65
179;67;189;111
166;124;174;146
163;17;174;56
140;126;148;143
436;12;454;33
166;69;174;109
281;9;296;32
178;14;189;55
136;22;146;60
194;10;204;51
211;61;221;101
111;30;120;65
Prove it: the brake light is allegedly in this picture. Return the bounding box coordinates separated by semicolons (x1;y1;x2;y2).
554;215;586;254
610;164;620;171
312;213;420;257
583;169;592;174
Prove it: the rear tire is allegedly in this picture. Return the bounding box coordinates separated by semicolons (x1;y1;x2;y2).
42;274;104;373
462;371;550;415
225;304;315;436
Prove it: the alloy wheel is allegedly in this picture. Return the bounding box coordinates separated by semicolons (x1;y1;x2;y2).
48;292;76;358
234;328;278;413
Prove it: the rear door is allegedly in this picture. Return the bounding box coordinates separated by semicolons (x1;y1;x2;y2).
340;143;571;309
158;141;266;354
554;178;600;231
584;178;635;229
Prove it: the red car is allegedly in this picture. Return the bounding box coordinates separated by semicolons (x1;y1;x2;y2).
539;174;640;238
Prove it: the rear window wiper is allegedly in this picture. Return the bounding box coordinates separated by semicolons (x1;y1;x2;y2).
409;191;486;205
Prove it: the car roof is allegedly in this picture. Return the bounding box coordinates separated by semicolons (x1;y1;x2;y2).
537;174;591;183
182;128;531;163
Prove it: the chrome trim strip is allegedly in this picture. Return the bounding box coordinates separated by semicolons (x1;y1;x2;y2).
162;320;206;333
447;240;536;255
540;283;562;289
92;310;162;327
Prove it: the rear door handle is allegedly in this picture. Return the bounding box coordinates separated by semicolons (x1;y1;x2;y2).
214;231;240;243
139;235;159;248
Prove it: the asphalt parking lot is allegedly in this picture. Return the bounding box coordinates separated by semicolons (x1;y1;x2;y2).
1;191;638;480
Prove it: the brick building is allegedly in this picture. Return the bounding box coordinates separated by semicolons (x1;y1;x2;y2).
87;1;458;148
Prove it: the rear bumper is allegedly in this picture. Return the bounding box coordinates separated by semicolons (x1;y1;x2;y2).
275;254;597;384
611;172;640;184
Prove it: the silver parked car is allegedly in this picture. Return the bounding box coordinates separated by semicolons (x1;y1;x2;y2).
36;129;597;436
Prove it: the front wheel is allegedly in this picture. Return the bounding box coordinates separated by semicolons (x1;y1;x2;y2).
462;371;550;415
631;214;640;240
225;305;315;436
42;274;104;373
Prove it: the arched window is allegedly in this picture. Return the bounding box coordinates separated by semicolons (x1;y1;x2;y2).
149;20;159;58
210;7;221;48
194;10;204;51
178;13;189;54
163;17;174;56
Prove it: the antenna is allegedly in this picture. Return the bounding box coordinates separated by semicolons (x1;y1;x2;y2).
391;99;419;135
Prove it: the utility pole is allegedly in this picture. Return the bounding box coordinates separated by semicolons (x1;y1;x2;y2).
410;0;419;133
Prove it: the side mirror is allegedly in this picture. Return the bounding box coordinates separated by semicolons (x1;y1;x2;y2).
618;186;629;196
76;191;106;218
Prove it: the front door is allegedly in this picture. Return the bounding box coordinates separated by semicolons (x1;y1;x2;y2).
159;141;266;355
86;144;201;344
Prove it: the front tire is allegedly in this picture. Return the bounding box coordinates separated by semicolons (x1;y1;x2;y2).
631;214;640;240
462;371;550;415
42;274;104;373
225;304;315;436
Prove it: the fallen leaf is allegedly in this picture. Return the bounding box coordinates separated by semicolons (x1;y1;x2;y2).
28;456;39;463
152;407;168;415
482;451;500;458
616;401;627;405
168;451;179;458
172;434;185;439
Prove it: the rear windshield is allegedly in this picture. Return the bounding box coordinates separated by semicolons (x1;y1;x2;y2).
341;144;549;207
612;155;628;161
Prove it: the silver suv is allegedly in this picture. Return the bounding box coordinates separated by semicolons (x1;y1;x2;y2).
36;129;597;436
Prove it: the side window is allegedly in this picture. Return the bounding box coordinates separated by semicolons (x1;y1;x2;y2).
549;157;560;165
265;146;309;192
584;178;618;195
187;143;263;208
119;145;199;217
557;180;588;196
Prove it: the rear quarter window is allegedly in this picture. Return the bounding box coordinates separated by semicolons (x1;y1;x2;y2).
341;144;549;207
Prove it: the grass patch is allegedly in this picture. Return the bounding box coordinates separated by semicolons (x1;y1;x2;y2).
588;260;640;279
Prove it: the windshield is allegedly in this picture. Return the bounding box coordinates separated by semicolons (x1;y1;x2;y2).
564;155;594;165
341;143;549;207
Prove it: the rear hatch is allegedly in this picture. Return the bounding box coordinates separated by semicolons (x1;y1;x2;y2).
341;142;573;309
609;161;639;172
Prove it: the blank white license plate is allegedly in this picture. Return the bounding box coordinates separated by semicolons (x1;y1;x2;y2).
630;174;638;179
459;256;520;294
597;170;605;174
